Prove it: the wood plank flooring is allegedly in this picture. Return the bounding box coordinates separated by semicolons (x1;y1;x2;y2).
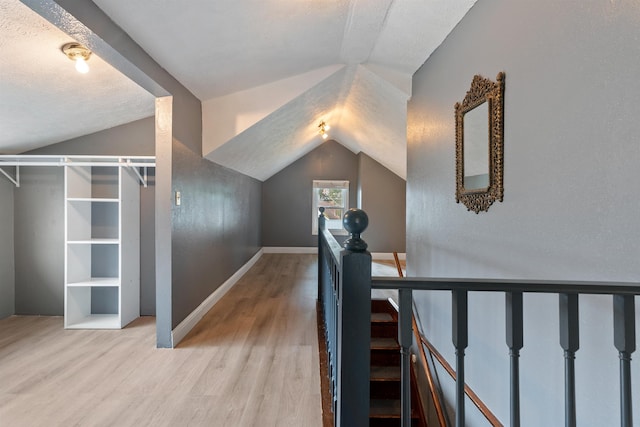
0;254;322;427
0;254;403;427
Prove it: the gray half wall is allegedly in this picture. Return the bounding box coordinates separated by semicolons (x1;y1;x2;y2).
0;178;15;319
171;141;262;329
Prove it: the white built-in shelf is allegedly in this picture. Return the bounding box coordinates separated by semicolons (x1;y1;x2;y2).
64;165;140;330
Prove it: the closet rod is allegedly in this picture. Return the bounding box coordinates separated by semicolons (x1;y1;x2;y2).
0;155;156;187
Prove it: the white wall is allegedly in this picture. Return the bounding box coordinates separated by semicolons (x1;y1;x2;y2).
407;0;640;425
0;177;14;319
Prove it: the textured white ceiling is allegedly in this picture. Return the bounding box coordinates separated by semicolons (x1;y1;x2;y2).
0;0;155;154
3;0;477;178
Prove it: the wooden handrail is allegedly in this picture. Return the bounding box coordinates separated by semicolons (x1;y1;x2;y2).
413;315;449;427
419;333;503;427
392;253;447;427
392;252;503;427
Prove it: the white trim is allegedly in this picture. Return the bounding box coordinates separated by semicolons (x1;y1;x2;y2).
171;248;264;346
371;252;406;261
262;247;317;254
171;247;403;346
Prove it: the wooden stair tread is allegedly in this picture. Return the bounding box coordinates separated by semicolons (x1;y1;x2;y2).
370;399;419;418
371;365;401;381
371;337;400;350
371;312;395;323
369;298;426;427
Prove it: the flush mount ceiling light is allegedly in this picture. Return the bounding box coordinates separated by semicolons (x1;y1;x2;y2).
61;42;92;74
318;121;330;140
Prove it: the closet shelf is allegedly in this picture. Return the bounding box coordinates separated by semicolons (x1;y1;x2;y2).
65;314;121;329
67;238;119;245
66;278;120;287
67;197;119;203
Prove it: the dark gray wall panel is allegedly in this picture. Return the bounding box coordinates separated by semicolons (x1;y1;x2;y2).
262;140;358;247
357;153;406;253
0;179;14;319
31;117;155;156
171;141;262;329
14;167;64;315
407;0;640;424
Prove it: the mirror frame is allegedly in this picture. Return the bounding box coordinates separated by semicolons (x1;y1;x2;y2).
455;72;505;213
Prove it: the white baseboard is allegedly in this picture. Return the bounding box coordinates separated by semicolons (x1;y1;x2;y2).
262;247;317;254
171;248;264;346
371;252;406;261
170;247;403;346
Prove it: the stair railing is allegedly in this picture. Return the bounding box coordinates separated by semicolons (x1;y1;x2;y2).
317;207;372;426
372;278;640;427
318;208;640;427
393;252;501;427
393;252;451;427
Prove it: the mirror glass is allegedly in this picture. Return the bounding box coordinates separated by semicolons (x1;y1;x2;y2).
463;102;489;190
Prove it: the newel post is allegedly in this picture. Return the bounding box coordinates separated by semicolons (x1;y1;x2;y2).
336;208;371;427
318;207;326;300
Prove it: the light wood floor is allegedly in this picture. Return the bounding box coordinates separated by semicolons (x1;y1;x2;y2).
0;254;323;427
0;254;402;427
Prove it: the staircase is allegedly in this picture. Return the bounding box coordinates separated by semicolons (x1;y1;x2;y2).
370;299;427;427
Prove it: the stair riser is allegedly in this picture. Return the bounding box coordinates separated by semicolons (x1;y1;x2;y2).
369;418;422;427
371;323;398;339
371;350;400;366
370;380;401;399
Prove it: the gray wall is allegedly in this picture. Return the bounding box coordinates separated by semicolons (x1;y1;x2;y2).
262;140;359;247
407;0;640;425
14;167;64;315
357;152;406;253
0;179;14;319
16;117;156;315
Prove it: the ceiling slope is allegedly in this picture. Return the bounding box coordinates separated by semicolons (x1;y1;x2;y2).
5;0;477;177
0;0;154;154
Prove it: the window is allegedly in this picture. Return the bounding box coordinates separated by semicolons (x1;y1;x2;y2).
312;180;349;235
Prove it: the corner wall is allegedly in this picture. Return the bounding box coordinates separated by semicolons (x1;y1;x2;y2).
262;140;358;248
262;141;407;251
357;152;406;253
407;0;640;425
13;167;64;315
0;179;14;319
38;0;263;346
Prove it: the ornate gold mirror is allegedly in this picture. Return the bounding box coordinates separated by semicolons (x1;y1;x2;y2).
455;72;505;213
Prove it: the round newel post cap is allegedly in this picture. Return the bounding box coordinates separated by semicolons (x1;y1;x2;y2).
342;208;368;252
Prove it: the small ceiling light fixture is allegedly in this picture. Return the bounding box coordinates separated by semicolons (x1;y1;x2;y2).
318;121;330;140
61;42;92;74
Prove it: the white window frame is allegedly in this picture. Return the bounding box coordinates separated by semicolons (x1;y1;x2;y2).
312;180;349;235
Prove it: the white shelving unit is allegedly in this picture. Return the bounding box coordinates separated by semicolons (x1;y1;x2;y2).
64;165;140;329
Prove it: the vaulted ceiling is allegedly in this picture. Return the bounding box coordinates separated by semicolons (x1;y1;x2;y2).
1;0;477;180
